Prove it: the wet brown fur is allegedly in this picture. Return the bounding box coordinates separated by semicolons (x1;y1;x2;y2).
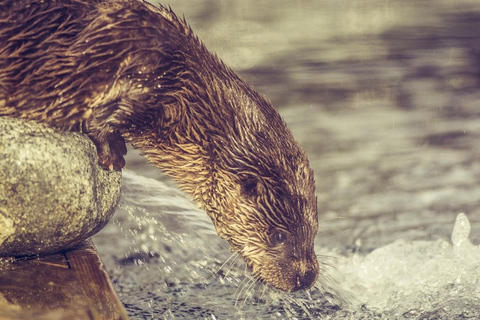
0;0;319;292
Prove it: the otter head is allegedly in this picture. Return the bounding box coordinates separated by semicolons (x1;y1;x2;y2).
204;87;320;292
128;22;320;291
139;77;319;291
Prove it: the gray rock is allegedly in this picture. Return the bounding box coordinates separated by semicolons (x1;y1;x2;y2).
0;117;122;256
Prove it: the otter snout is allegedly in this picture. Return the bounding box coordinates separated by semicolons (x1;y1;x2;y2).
293;269;318;292
251;254;320;292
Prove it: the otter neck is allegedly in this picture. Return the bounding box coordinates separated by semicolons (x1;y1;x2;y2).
123;45;242;235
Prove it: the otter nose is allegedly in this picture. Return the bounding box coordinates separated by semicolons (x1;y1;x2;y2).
294;270;317;291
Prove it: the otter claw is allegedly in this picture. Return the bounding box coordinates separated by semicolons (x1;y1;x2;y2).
87;132;126;170
98;156;125;171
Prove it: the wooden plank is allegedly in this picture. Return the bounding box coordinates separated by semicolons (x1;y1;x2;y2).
65;239;129;320
0;239;129;320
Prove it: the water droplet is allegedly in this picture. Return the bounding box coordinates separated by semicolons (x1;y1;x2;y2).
451;213;471;247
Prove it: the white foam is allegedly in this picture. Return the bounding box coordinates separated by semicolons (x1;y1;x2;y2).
336;213;480;315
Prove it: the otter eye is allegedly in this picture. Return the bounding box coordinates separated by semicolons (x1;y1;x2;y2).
241;176;258;197
271;232;287;246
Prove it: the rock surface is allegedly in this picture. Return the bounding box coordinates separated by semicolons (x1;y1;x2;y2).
0;117;122;256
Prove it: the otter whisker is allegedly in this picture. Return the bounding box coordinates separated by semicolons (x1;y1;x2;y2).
240;282;254;308
224;254;244;279
259;281;270;301
280;295;303;319
317;253;341;268
234;276;253;308
243;276;260;307
305;289;313;301
314;268;336;293
216;252;240;277
234;273;260;309
295;298;314;320
313;261;353;307
278;293;316;320
234;275;252;306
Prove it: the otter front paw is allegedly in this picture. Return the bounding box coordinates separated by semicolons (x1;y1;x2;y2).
90;135;127;171
97;149;126;171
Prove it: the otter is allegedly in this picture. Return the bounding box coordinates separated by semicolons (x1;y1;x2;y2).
0;0;319;292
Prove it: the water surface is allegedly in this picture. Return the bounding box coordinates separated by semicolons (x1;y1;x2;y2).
94;0;480;318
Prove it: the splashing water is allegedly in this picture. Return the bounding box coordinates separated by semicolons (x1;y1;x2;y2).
93;170;480;319
335;212;480;319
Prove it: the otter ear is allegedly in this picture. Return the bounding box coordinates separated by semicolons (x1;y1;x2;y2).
240;175;258;197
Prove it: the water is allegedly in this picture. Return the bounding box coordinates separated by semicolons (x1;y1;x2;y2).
337;213;480;318
93;0;480;318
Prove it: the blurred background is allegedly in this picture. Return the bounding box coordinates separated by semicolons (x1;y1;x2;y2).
93;0;480;318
